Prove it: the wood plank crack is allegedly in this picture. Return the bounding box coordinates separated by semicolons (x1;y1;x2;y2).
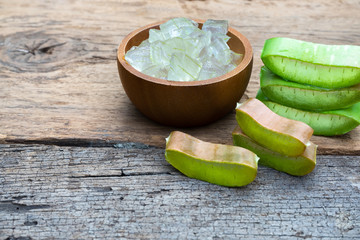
69;171;172;179
4;138;155;149
0;200;51;212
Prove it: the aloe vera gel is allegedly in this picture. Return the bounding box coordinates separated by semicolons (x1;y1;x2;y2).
259;37;360;136
125;18;242;81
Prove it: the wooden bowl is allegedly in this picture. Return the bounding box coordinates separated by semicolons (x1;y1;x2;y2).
117;19;253;127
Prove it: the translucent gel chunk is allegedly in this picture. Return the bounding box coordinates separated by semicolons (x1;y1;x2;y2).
124;18;243;81
142;65;168;79
185;29;211;57
167;52;202;81
202;19;228;35
150;40;170;67
159;17;198;39
148;29;166;43
162;37;197;59
198;58;226;80
208;37;232;65
124;43;152;72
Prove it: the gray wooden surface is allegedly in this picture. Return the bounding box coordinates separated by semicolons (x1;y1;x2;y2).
1;144;359;239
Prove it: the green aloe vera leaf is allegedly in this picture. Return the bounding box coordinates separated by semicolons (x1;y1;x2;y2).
235;98;314;157
165;131;258;187
260;66;360;111
256;89;360;136
232;126;317;176
261;37;360;88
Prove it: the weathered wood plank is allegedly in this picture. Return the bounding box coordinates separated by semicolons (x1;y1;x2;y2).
0;144;359;239
0;0;360;154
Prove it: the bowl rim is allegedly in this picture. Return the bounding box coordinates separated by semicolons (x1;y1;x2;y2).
117;18;253;86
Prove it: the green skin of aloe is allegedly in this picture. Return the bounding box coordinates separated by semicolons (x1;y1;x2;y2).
165;131;259;187
260;66;360;111
235;99;313;157
261;37;360;89
232;126;317;176
256;90;360;136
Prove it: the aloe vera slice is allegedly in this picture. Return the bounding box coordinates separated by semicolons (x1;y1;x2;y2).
260;66;360;111
167;52;202;81
236;98;313;157
256;90;360;136
158;17;198;41
124;41;152;72
150;37;199;67
261;37;360;88
165;131;258;187
202;19;228;35
232;126;317;176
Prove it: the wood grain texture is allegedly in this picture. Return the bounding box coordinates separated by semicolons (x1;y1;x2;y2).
1;0;360;154
0;144;359;239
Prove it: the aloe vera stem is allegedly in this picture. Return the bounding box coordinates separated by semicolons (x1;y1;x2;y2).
233;126;317;176
235;98;313;157
256;89;360;136
260;66;360;111
261;37;360;88
165;131;258;187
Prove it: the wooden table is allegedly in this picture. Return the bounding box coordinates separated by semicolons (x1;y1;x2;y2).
1;0;359;239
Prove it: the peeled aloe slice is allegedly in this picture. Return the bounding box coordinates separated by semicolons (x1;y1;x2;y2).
150;38;199;67
167;52;202;81
236;98;314;157
149;29;166;43
202;19;228;35
160;18;198;38
165;131;258;187
261;37;360;88
142;65;168;79
256;89;360;136
260;66;360;111
209;37;232;65
124;42;152;72
233;126;317;176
